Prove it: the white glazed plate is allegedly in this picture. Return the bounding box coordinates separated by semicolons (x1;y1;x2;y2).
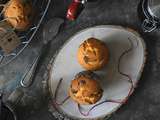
49;25;146;119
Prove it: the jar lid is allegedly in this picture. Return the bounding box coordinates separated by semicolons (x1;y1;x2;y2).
148;0;160;19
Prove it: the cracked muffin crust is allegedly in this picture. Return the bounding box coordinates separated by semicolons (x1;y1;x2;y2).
69;71;103;105
77;37;109;71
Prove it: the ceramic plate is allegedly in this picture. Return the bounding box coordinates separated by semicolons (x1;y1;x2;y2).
49;25;146;119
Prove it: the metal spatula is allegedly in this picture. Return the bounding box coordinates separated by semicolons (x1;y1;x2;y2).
20;17;64;88
43;18;64;44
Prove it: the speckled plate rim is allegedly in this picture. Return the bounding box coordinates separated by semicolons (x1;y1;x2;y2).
48;25;147;120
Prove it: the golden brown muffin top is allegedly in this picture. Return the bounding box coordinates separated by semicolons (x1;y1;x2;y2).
69;71;103;104
78;37;109;70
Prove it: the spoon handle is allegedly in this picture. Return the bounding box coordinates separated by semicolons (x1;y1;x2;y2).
20;53;41;88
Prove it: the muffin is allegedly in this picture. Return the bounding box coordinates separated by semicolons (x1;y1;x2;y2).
77;38;109;71
69;71;103;105
4;0;32;31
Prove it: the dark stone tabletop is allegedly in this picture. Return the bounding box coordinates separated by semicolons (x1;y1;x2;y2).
1;0;160;120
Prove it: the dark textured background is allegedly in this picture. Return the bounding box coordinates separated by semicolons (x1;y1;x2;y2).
1;0;160;120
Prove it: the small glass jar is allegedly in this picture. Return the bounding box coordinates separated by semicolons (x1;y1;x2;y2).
141;0;160;32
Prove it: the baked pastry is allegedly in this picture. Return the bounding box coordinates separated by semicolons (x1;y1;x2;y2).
0;21;20;54
4;0;32;31
0;30;20;54
69;71;103;105
77;38;109;71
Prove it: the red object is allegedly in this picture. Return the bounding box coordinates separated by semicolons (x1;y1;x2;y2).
66;0;83;21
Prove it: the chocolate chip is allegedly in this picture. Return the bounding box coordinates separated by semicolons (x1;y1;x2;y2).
90;93;95;97
84;56;89;63
71;89;78;94
98;89;103;94
79;80;86;85
85;99;93;104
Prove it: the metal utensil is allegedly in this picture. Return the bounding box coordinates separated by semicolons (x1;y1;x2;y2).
20;17;64;88
20;53;41;88
0;17;64;120
43;18;64;44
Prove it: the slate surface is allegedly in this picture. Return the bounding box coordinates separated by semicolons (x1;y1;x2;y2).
1;0;160;120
